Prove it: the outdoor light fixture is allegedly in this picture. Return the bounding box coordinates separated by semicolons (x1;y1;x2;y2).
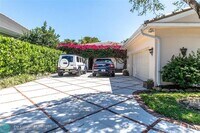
149;48;153;55
180;47;187;57
148;28;154;33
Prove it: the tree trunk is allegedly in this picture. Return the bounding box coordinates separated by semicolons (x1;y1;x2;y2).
183;0;200;18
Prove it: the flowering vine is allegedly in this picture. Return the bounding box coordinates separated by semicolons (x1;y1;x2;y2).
57;43;127;59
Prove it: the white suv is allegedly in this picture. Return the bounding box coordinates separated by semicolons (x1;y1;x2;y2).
57;54;87;76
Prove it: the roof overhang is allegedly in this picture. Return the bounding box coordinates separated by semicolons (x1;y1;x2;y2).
0;26;21;37
123;8;199;49
123;25;144;48
147;22;200;28
123;22;200;48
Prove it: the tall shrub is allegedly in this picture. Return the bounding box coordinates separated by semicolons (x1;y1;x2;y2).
161;50;200;88
0;36;62;78
19;21;60;48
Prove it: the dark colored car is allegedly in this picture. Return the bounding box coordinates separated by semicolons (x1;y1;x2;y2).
92;58;115;77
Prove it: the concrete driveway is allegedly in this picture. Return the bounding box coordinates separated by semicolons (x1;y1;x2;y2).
0;73;198;133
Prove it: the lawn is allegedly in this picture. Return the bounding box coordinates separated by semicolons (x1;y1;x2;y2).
140;92;200;125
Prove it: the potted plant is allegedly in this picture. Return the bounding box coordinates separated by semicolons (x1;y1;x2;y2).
143;79;154;89
122;69;129;76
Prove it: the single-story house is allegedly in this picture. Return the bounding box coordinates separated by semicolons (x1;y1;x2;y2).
83;42;124;70
123;8;200;86
0;13;28;37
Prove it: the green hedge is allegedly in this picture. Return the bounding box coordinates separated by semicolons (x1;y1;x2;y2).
0;36;62;78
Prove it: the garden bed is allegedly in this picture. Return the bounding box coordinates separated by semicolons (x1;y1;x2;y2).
134;91;200;127
0;73;50;89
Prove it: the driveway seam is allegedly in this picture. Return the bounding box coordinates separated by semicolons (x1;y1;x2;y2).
141;118;164;133
14;87;69;132
35;81;161;131
50;78;135;99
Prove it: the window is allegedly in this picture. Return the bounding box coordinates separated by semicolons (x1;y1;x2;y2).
95;59;112;63
62;56;73;62
77;57;79;62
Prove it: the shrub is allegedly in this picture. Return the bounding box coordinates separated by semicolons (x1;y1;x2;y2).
0;36;62;78
146;79;154;84
161;50;200;88
122;69;129;76
0;73;50;89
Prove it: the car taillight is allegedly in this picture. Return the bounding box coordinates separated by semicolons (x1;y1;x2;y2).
110;64;114;68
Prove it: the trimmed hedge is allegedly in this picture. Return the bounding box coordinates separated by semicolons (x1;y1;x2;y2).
0;36;62;78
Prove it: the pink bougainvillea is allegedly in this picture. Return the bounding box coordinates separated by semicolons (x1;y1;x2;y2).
57;42;127;59
57;43;122;50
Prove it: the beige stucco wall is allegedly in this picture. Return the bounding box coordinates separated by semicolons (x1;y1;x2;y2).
126;35;156;81
156;28;200;84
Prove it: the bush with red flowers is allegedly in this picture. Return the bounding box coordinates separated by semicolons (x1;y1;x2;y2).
57;43;127;60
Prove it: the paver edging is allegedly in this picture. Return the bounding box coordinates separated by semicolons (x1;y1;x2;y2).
132;90;200;131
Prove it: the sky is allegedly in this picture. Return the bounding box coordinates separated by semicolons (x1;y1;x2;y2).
0;0;178;42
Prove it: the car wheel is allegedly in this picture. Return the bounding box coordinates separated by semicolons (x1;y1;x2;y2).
111;72;115;77
58;72;64;76
83;67;87;74
77;68;81;76
93;73;96;77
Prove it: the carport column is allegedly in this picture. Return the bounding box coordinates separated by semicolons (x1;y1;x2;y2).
141;30;161;86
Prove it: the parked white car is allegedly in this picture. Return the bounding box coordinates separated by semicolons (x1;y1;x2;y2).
57;54;87;76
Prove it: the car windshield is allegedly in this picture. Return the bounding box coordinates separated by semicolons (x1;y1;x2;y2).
95;59;112;63
62;56;73;62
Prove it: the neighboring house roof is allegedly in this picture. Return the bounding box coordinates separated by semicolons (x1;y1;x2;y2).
0;13;29;37
123;8;199;48
81;42;123;46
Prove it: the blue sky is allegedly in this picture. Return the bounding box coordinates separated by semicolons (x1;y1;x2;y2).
0;0;178;42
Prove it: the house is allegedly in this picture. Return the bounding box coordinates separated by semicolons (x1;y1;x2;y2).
0;13;28;37
123;8;200;86
84;42;124;70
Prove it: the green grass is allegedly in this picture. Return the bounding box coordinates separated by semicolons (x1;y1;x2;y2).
0;73;49;89
140;92;200;125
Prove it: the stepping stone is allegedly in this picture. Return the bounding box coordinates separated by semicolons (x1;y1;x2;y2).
65;110;146;133
31;93;72;107
0;110;57;133
22;89;59;98
0;99;36;118
43;99;102;125
112;89;134;98
109;99;158;126
154;120;200;133
82;93;128;108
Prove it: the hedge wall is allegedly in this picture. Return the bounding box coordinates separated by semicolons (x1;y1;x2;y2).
0;36;62;78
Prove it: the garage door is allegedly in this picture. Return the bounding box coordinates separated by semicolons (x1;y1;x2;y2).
133;50;149;81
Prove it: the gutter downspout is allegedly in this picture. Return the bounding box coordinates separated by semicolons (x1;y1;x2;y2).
141;28;161;86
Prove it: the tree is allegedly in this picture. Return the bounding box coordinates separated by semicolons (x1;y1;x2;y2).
63;39;77;44
20;21;60;48
78;36;100;44
121;38;129;44
129;0;200;18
